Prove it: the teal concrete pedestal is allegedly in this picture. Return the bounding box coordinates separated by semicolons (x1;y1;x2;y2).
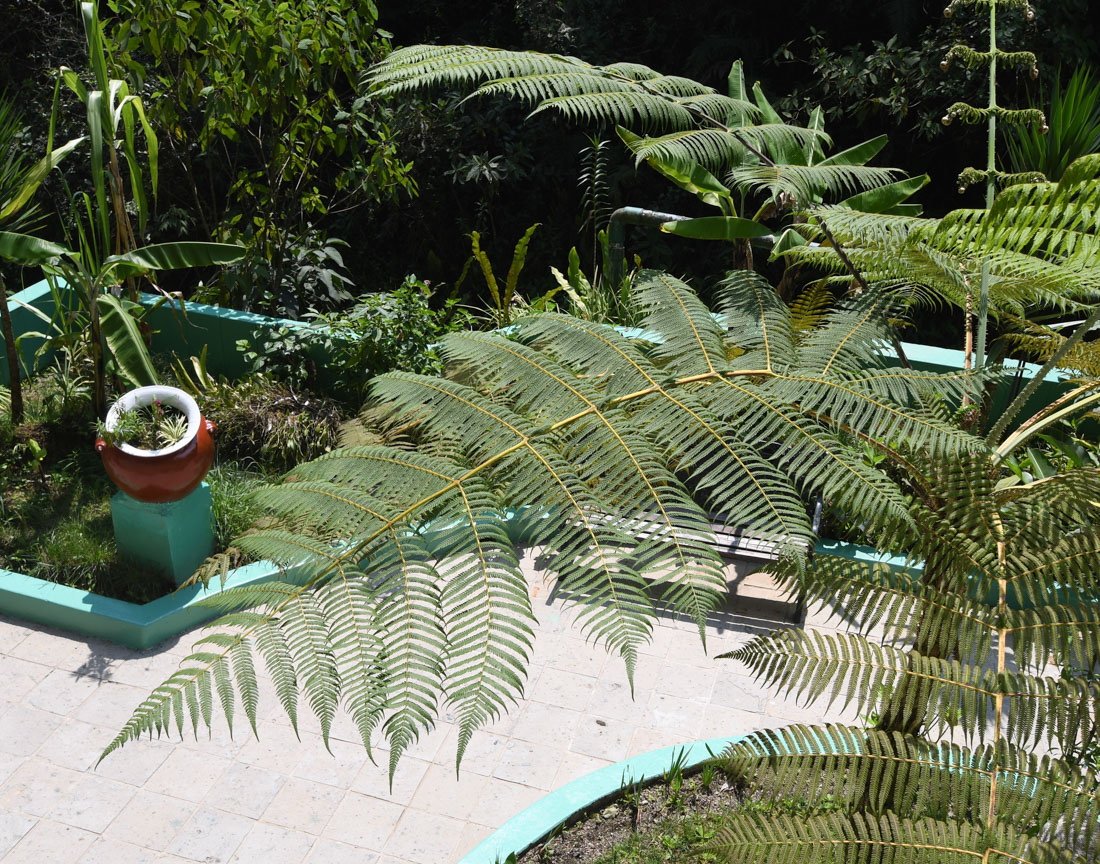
110;482;214;586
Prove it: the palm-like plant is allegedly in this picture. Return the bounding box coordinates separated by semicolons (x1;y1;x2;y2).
103;268;983;774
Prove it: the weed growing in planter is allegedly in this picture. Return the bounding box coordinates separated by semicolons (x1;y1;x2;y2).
96;400;189;450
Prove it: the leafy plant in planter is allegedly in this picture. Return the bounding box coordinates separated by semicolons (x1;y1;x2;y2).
96;398;189;450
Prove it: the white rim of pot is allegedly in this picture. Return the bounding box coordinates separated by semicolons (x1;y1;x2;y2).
103;385;201;458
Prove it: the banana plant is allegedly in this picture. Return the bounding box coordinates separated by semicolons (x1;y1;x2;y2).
615;62;930;265
4;210;243;415
0;92;83;424
60;1;159;300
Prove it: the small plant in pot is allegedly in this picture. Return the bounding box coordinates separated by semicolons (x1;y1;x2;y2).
95;385;216;503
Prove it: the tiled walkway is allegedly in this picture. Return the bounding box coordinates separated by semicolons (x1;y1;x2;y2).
0;552;848;863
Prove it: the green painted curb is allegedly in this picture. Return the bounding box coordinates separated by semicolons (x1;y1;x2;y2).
457;735;745;864
0;561;299;650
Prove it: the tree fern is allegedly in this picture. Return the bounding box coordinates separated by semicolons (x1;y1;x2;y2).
103;269;983;775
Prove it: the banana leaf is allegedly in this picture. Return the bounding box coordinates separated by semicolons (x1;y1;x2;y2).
102;241;245;282
661;216;772;241
97;293;156;388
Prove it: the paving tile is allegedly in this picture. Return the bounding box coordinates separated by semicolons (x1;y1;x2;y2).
78;836;159;864
293;738;369;789
35;720;115;772
493;738;562;790
208;762;285;818
663;629;721;669
453;821;494;860
49;773;136;832
653;662;718;703
0;655;53;702
709;672;769;713
0;809;36;858
0;703;63;756
0;757;84;817
401;721;454;763
570;714;635;762
643;693;705;738
0;616;30;653
237;723;311;775
104;789;195;849
72;681;155;729
0;749;23;785
437;727;506;777
699;704;770;740
8;630;91;670
527;667;593;712
408;764;486;820
145;747;231;803
25;668;104;716
167;806;252;863
551;751;611;788
100;651;184;691
305;838;379;864
3;818;96;863
512;701;582;750
323;791;403;851
228;821;314;864
262;777;344;835
540;635;608;679
586;678;651;725
469;777;545;827
351;755;428;806
628;727;689;758
94;736;174;786
383;810;465;864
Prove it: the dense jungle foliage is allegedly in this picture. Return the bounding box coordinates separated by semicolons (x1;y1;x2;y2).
2;0;1098;339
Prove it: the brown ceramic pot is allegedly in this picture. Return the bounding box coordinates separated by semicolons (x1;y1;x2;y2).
95;386;216;504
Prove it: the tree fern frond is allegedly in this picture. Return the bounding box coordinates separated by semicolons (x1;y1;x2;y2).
721;724;1100;852
706;811;1074;864
730;163;903;204
366;45;757;133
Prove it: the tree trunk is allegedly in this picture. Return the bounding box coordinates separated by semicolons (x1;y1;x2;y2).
0;272;24;424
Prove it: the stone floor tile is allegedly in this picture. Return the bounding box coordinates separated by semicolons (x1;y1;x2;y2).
493;738;562;790
0;655;53;702
469;777;545;827
237;724;312;775
72;681;154;730
0;809;37;858
49;773;136;832
453;821;494;860
98;651;184;691
437;727;506;777
305;838;379;864
168;806;252;863
653;662;718;703
351;755;428;806
145;747;231;803
643;693;705;738
0;757;84;817
4;818;96;863
104;789;195;849
383;810;465;864
78;836;159;864
0;616;30;653
540;635;608;679
400;720;454;763
585;678;650;726
627;727;689;758
699;704;770;740
550;751;612;789
94;736;174;786
322;792;403;851
35;720;114;772
228;821;315;864
0;704;63;756
261;777;344;835
25;668;104;717
209;762;285;818
293;738;369;789
570;714;635;762
709;671;769;712
527;667;593;713
408;764;486;820
0;749;23;785
512;701;582;750
663;629;720;669
7;630;90;670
